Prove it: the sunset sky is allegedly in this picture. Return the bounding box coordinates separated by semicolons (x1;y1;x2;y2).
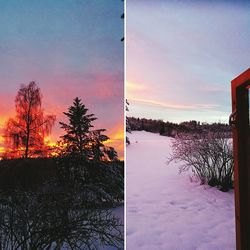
127;0;250;123
0;1;124;158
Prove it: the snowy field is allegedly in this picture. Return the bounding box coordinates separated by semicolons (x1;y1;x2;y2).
126;131;235;250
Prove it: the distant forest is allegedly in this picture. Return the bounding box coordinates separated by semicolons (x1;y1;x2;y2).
127;117;231;137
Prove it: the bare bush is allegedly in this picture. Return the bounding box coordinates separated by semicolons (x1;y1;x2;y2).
168;131;233;191
0;191;123;249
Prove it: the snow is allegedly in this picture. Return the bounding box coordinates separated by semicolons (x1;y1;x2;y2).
102;206;124;250
60;206;124;250
126;131;235;250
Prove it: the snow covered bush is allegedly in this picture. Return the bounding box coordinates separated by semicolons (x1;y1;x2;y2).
56;157;124;206
168;131;233;191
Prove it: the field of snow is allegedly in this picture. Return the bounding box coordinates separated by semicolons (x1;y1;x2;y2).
126;131;235;250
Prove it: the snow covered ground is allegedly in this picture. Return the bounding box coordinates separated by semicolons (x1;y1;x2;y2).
60;206;124;250
103;206;124;250
126;131;235;250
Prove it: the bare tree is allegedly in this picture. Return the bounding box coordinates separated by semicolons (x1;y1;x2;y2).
5;81;56;158
168;131;234;191
0;191;123;250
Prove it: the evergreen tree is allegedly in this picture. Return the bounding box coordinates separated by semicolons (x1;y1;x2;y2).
90;129;119;162
57;98;121;189
59;97;96;158
90;129;109;161
105;146;118;161
59;97;115;162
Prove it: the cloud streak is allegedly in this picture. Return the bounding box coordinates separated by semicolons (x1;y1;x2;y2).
130;97;219;111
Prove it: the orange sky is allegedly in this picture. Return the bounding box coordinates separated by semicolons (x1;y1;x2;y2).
0;98;124;159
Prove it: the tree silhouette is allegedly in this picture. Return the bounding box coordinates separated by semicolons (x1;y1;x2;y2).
89;129;109;161
59;97;97;158
89;129;118;162
0;191;123;249
59;98;118;162
5;81;56;158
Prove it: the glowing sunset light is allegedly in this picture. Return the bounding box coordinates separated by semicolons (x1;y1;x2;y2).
103;125;124;160
127;81;148;92
0;135;4;143
44;136;57;147
126;81;151;100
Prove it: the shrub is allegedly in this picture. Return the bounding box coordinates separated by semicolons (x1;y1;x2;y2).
0;191;123;249
0;158;57;191
0;157;124;205
168;131;233;191
56;156;124;206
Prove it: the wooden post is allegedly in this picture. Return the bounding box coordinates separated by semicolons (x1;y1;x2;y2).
231;68;250;250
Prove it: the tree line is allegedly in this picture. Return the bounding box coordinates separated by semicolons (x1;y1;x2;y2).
127;116;231;138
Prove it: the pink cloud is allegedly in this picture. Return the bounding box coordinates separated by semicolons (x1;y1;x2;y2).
131;97;219;110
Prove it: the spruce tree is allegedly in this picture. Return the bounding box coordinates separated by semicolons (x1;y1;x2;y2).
59;97;96;158
90;129;119;162
90;129;109;161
